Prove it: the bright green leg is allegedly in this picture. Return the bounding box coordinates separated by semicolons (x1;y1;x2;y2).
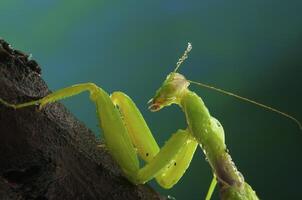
155;136;197;189
180;91;258;200
111;91;160;163
111;92;198;187
136;129;196;184
205;176;217;200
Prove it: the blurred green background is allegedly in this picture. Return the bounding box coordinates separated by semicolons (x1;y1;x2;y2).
1;1;301;199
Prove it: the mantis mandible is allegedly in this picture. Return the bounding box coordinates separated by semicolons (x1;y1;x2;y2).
1;43;301;200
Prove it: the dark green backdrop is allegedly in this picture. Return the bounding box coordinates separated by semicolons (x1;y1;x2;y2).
1;1;301;199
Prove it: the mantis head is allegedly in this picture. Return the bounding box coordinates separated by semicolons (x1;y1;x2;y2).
148;72;190;112
147;42;302;130
148;42;192;112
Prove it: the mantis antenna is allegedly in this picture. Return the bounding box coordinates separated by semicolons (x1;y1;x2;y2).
188;80;302;130
174;42;302;130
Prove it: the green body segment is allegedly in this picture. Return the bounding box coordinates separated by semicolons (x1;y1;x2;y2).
0;71;260;200
180;90;258;199
180;91;226;174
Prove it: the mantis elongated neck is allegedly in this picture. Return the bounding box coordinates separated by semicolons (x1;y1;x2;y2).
179;90;259;199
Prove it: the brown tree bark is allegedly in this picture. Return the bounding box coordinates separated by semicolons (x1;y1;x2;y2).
0;38;166;200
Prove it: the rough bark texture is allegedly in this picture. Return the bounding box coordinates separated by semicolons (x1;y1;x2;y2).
0;39;166;200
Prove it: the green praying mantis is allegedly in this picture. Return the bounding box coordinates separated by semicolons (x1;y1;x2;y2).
1;43;301;200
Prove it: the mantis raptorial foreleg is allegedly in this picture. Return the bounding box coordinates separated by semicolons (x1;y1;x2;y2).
111;91;160;163
111;92;198;188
